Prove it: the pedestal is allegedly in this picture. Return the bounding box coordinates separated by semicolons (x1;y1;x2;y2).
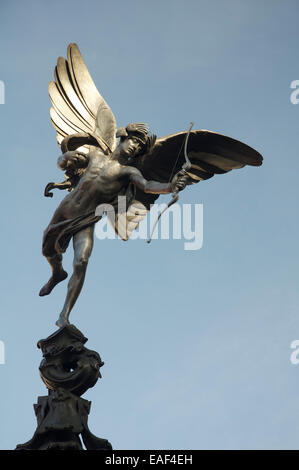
16;324;112;450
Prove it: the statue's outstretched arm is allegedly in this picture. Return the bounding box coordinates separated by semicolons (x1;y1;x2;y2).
127;167;188;195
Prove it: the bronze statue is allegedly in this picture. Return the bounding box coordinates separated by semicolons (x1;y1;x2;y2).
40;43;263;328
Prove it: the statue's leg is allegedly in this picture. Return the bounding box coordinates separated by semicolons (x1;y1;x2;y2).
39;253;68;297
56;225;95;328
39;209;69;297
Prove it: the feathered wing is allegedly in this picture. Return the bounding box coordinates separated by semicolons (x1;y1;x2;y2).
49;43;117;155
113;129;263;240
137;129;263;183
108;189;159;241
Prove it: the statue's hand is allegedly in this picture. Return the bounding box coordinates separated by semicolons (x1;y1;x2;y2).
44;182;55;197
44;180;73;197
171;170;189;193
57;151;88;171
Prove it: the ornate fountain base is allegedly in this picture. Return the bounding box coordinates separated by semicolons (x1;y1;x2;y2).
16;324;112;450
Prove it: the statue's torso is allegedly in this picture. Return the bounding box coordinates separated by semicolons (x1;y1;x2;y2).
59;150;129;218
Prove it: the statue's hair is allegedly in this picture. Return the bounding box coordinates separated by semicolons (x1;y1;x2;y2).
126;122;150;136
141;133;157;156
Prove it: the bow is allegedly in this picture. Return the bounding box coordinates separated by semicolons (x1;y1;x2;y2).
147;122;194;243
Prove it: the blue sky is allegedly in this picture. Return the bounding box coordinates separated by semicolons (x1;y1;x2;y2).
0;0;299;450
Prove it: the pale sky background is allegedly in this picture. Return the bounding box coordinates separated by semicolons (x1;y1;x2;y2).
0;0;299;450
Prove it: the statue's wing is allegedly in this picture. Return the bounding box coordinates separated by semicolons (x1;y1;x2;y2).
49;43;117;155
111;129;263;241
136;129;263;184
107;190;159;241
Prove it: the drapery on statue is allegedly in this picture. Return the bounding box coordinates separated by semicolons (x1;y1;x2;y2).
40;43;263;328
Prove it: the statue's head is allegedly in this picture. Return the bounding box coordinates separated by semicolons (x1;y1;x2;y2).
116;123;156;159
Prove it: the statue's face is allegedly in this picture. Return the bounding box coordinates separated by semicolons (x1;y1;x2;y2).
118;136;142;159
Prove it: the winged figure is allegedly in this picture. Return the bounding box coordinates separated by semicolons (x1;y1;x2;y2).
40;43;263;328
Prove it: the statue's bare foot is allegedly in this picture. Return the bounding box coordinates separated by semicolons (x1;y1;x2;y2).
39;270;68;297
55;314;69;328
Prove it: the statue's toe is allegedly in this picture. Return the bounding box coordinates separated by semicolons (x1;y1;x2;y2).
39;284;51;296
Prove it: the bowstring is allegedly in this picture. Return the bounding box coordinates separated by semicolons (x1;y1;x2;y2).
147;123;194;244
168;136;186;184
